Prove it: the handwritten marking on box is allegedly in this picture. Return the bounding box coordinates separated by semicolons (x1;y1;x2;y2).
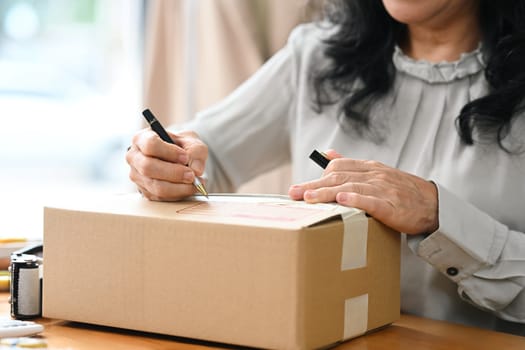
178;202;321;222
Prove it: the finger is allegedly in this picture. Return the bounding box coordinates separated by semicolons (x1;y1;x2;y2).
288;184;306;200
172;131;208;176
324;149;343;160
128;147;196;184
136;185;154;200
337;191;378;209
336;192;394;223
325;158;386;174
131;169;196;201
137;157;195;184
290;170;371;198
288;173;350;200
133;129;189;164
137;184;179;202
288;179;326;200
304;182;376;204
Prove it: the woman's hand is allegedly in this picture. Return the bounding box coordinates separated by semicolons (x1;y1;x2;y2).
288;151;438;235
126;129;208;201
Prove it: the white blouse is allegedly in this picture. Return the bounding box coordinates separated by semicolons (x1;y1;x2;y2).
186;23;525;334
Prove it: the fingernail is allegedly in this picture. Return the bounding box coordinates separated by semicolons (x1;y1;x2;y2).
288;186;304;198
191;160;204;174
338;192;348;202
179;154;189;165
183;171;194;182
305;190;317;199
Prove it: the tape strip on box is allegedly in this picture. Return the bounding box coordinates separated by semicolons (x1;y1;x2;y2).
343;294;369;340
340;211;368;271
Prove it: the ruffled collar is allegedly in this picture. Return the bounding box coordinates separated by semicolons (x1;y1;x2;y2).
392;45;485;83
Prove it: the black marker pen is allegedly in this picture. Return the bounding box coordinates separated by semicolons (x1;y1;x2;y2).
309;149;331;169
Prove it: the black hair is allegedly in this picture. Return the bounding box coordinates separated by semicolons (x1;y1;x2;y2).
312;0;525;152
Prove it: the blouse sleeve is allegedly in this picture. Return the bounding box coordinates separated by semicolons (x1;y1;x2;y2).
411;183;525;323
181;25;313;192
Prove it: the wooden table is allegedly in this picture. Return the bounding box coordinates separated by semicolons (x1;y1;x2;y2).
1;293;523;349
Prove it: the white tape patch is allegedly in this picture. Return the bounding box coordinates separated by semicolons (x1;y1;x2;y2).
343;294;369;340
340;211;368;271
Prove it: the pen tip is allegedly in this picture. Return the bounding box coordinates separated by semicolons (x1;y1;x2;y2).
196;184;209;199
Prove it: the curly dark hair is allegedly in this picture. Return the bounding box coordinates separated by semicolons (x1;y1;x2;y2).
312;0;525;152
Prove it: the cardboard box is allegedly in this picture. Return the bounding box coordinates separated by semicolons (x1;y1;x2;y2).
43;194;400;349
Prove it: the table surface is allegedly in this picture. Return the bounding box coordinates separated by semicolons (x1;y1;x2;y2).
1;293;524;350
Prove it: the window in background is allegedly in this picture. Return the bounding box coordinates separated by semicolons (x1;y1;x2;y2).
0;0;144;239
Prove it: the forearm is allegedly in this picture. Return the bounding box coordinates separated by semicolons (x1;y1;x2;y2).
410;183;525;322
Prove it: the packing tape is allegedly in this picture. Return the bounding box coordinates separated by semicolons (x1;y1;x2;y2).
343;294;369;340
340;211;368;271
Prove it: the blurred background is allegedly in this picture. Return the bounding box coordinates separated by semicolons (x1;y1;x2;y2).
0;0;321;240
0;0;143;239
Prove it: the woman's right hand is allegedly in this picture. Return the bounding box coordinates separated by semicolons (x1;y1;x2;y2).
125;129;208;201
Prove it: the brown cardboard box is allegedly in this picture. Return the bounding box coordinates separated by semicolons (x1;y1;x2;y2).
43;194;400;349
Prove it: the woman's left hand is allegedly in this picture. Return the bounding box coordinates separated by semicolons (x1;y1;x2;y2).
288;151;439;235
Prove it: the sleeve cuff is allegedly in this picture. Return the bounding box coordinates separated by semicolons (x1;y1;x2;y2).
411;183;509;282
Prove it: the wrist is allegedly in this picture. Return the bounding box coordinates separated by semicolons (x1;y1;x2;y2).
423;180;439;234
